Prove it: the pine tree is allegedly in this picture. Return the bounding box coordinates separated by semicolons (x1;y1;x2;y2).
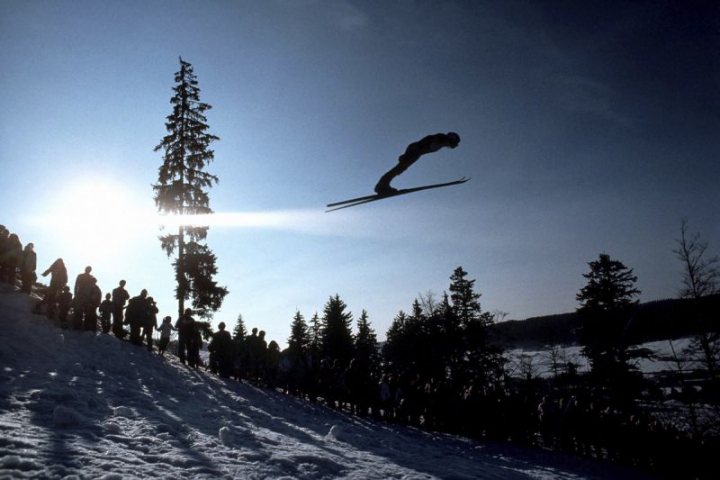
320;294;354;366
383;310;408;370
153;57;228;319
447;267;502;386
354;309;379;371
287;310;310;359
449;266;481;326
407;298;442;379
232;314;247;342
309;312;322;358
577;253;641;392
577;253;640;313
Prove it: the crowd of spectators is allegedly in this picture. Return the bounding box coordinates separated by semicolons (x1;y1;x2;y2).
1;225;164;351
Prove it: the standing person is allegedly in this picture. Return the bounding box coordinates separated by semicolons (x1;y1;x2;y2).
3;233;22;287
157;316;175;357
188;320;203;369
255;330;268;381
538;395;558;448
175;308;195;365
72;266;95;330
20;243;37;294
99;293;113;334
264;340;281;387
57;286;73;329
208;322;234;376
111;280;130;338
142;296;159;352
0;226;8;282
245;328;259;380
35;258;68;317
84;277;102;332
125;289;148;345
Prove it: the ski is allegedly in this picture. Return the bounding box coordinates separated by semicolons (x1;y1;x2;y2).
326;177;469;212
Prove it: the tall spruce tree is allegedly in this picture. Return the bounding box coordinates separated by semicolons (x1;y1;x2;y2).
449;266;481;326
320;295;354;366
389;296;447;380
448;267;502;386
383;310;408;370
577;253;641;392
154;57;228;319
309;312;322;358
232;314;248;342
354;309;379;371
288;310;310;360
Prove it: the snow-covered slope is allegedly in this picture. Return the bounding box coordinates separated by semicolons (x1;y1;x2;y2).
0;286;656;479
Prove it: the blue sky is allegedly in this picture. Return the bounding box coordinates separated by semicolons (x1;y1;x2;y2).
1;1;718;346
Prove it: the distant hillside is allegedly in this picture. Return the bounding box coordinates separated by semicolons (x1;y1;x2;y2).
491;294;720;350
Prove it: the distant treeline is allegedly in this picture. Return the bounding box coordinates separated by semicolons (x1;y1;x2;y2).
492;294;720;350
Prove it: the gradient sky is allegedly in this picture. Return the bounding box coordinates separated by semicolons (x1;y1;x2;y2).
1;1;718;347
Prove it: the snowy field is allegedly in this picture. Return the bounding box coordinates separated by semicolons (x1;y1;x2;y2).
506;338;694;380
0;286;657;479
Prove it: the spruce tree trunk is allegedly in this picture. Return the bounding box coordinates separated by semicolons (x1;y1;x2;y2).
178;225;185;319
177;62;187;319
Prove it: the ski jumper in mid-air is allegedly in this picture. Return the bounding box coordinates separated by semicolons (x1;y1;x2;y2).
374;132;461;195
326;131;467;212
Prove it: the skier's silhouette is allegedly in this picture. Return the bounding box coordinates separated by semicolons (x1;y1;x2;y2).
374;132;461;195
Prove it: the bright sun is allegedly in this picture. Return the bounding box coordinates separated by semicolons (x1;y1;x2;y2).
46;179;155;260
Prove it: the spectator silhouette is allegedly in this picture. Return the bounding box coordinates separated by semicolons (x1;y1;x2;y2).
20;243;37;294
35;258;68;317
208;322;234;376
142;296;159;351
99;293;113;334
84;277;102;331
157;316;175;357
72;266;95;330
111;280;130;338
3;233;22;287
0;226;8;282
57;286;73;329
175;308;195;365
126;289;148;345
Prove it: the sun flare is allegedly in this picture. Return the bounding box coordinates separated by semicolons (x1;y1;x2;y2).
43;179;156;261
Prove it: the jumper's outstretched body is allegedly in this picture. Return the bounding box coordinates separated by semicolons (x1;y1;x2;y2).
326;132;465;212
374;132;460;195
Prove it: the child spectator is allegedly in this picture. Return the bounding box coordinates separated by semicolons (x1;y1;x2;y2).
57;286;73;329
99;293;113;334
158;316;175;357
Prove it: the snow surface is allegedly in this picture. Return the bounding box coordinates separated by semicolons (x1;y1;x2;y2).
506;338;694;379
0;286;658;479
